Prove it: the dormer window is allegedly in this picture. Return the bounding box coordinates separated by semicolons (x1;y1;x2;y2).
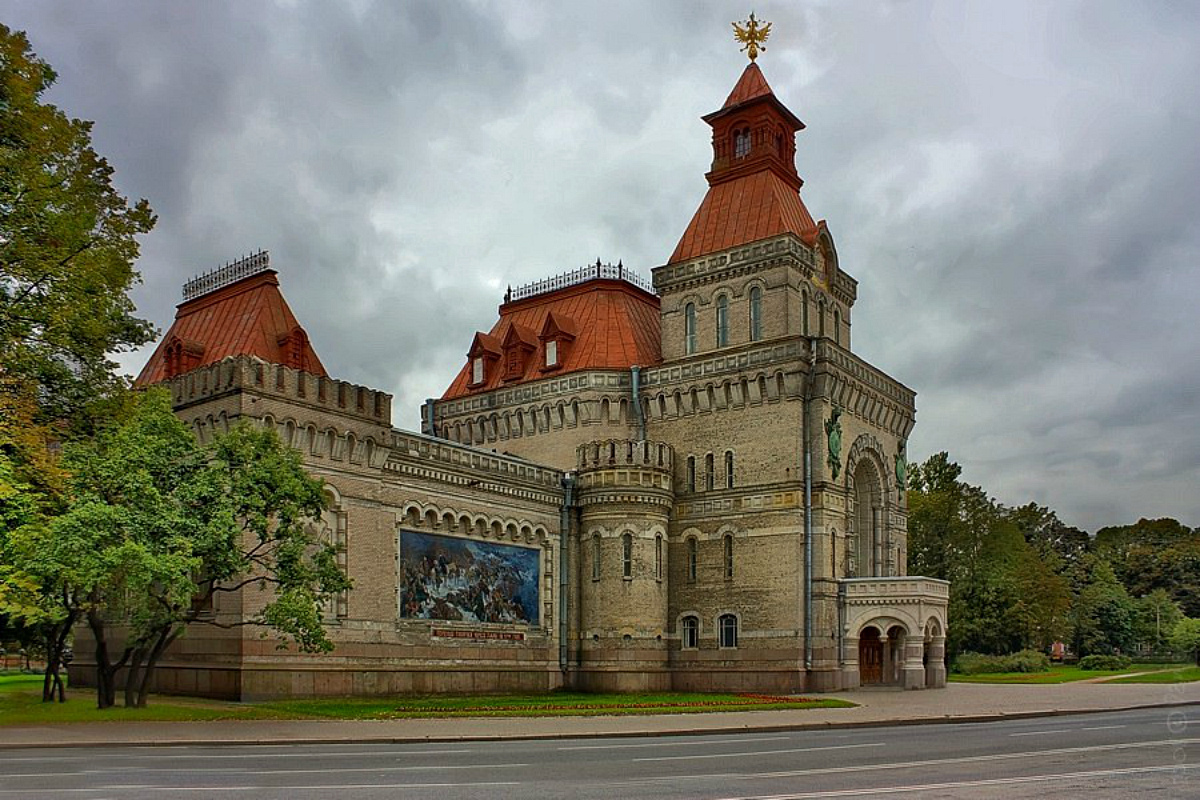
539;311;577;373
734;128;751;159
466;331;501;388
472;357;485;385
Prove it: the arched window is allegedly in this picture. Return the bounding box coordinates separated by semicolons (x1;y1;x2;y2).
725;450;734;489
723;534;734;580
749;286;763;341
655;535;663;581
686;456;696;493
687;538;698;583
622;533;633;579
681;615;699;649
705;453;714;491
802;291;810;336
716;295;729;347
834;308;841;345
591;535;601;580
684;303;697;355
719;614;738;648
734;128;751;159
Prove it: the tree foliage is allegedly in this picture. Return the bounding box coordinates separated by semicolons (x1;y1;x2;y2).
0;24;156;422
1170;618;1200;666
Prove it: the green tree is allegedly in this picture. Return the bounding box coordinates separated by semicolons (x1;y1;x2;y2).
1170;617;1200;666
1095;519;1200;617
1070;558;1136;657
22;389;348;708
0;25;155;423
1133;589;1182;655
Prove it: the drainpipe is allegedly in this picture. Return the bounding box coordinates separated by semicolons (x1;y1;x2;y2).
559;472;575;675
803;337;817;673
631;365;645;441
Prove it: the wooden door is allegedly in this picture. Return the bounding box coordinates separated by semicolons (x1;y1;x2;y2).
860;631;883;684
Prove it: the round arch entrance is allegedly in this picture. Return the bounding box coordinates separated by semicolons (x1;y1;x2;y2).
858;626;883;684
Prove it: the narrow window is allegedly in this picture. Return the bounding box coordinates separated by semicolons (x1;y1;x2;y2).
545;339;558;367
655;535;663;581
716;295;729;347
591;535;601;580
687;538;698;583
686;456;696;493
802;292;810;336
734;128;751;159
749;287;762;341
705;453;714;491
723;534;734;580
684;303;697;355
719;614;738;648
833;309;841;345
682;615;699;649
622;533;633;579
471;357;484;384
725;450;734;489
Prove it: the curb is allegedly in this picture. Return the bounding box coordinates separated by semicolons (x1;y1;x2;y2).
1;700;1195;750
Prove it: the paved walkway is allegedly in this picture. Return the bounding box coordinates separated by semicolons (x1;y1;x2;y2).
1;681;1196;750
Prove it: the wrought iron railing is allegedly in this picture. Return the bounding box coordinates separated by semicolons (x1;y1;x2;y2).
505;260;654;303
182;250;271;302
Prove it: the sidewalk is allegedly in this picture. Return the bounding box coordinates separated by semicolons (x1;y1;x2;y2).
1;681;1196;750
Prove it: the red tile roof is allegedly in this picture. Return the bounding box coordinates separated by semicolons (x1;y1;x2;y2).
722;62;773;109
135;270;327;386
442;279;661;400
670;63;817;263
670;169;818;263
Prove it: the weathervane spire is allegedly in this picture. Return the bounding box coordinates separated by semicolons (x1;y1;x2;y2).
732;12;771;62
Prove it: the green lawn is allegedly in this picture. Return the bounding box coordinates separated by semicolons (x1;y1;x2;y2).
0;676;852;725
1108;666;1200;684
949;663;1189;684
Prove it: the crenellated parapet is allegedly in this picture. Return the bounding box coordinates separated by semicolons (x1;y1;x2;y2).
164;355;392;425
574;439;674;505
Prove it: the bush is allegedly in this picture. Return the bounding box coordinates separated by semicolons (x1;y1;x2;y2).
953;650;1051;675
1078;654;1133;671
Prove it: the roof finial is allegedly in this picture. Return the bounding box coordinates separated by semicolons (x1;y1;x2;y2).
732;12;771;62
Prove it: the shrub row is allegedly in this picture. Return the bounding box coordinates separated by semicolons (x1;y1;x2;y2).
953;649;1052;675
1078;654;1133;671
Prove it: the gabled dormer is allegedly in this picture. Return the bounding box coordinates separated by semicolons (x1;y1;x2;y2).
163;336;205;379
277;326;313;373
539;311;579;372
466;332;502;388
501;323;538;381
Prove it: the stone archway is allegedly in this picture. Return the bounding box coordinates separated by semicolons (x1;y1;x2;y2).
859;626;883;684
924;618;947;688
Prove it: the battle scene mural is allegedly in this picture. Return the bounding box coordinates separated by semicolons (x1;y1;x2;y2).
398;530;540;625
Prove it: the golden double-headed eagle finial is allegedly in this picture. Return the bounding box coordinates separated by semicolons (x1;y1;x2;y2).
732;12;771;62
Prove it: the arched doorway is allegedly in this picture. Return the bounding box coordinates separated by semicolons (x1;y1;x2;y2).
887;625;907;685
859;626;883;684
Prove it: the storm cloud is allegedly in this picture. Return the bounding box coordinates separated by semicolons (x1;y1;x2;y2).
4;0;1197;531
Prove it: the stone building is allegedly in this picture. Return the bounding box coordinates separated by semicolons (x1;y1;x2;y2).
84;55;947;699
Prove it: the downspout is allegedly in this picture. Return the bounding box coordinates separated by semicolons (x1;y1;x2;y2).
631;365;645;442
559;472;575;675
803;337;817;673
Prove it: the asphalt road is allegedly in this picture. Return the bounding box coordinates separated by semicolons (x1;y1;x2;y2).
1;705;1197;799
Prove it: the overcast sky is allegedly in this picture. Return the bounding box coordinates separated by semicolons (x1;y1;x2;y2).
4;1;1198;532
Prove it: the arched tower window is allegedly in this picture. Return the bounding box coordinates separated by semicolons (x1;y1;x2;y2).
749;287;763;341
622;533;633;579
716;295;729;347
834;308;841;345
655;535;664;581
687;538;698;582
684;303;697;355
802;290;810;336
681;615;699;649
719;614;738;648
734;128;751;159
686;456;696;493
725;450;735;489
705;453;715;491
591;535;601;580
723;534;734;580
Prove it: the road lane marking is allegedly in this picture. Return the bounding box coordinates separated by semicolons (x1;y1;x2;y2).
710;762;1200;799
560;735;791;750
0;782;522;794
1080;725;1126;731
604;737;1200;788
1009;728;1074;737
634;742;885;762
0;748;473;763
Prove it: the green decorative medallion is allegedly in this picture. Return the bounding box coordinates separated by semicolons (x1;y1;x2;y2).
825;406;843;480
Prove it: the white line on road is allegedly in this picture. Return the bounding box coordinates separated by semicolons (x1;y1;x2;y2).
711;762;1200;799
1080;725;1127;731
560;735;791;750
0;748;473;763
1009;728;1074;737
0;782;522;795
634;742;885;762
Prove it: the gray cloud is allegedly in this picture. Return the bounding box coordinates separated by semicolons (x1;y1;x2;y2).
4;0;1197;531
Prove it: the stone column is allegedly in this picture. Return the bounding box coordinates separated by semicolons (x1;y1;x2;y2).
902;640;926;689
879;633;890;684
925;636;947;688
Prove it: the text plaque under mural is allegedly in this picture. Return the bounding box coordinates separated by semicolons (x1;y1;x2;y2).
399;529;540;626
432;629;525;641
